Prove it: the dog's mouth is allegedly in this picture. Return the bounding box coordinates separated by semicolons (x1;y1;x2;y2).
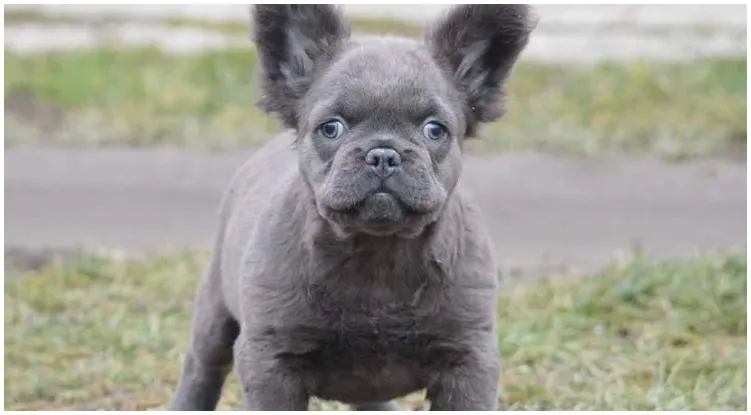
322;177;435;213
328;189;405;217
320;188;430;235
326;191;417;237
315;167;449;236
355;191;407;222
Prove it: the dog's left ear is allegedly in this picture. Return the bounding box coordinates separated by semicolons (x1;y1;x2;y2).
425;5;536;137
252;5;350;129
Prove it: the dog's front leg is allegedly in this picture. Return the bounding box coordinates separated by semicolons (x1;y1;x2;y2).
169;255;238;411
234;333;309;410
426;336;500;411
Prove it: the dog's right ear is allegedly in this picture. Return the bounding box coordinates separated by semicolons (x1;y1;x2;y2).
252;5;350;129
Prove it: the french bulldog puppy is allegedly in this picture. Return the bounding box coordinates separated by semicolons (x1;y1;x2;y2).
169;4;534;411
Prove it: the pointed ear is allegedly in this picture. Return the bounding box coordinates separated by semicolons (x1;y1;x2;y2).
424;5;536;137
252;5;350;129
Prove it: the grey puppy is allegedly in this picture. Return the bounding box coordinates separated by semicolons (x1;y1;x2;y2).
169;4;534;411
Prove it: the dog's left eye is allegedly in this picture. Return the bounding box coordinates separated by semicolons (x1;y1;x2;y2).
319;120;344;140
423;122;447;141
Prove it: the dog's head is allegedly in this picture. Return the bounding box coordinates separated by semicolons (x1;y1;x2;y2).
252;5;535;237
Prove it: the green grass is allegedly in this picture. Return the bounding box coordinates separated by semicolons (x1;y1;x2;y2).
4;252;746;410
5;45;745;158
489;57;746;159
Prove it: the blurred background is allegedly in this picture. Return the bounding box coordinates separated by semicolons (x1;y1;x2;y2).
4;4;747;411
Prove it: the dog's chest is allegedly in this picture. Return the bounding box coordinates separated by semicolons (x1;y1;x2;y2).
283;268;448;402
296;297;433;402
305;273;434;360
260;248;471;402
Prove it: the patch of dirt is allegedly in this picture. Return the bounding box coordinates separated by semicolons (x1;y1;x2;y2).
5;88;66;133
719;129;747;162
4;246;83;273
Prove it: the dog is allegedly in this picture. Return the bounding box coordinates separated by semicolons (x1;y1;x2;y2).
168;5;534;410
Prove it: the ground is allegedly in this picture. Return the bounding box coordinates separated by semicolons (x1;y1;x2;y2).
3;5;748;411
4;252;747;410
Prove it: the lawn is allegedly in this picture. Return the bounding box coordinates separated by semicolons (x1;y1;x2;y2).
4;252;746;410
4;26;747;159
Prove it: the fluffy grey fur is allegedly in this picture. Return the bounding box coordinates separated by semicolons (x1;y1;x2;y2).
168;4;534;411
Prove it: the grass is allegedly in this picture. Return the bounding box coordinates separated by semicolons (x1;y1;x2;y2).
4;252;747;410
4;44;746;159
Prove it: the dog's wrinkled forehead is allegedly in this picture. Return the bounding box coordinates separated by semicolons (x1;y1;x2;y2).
302;38;460;128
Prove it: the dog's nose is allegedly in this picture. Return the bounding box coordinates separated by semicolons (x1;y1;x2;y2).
365;147;402;179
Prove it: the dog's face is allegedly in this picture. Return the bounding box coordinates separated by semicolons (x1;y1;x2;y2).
297;39;464;237
253;5;535;237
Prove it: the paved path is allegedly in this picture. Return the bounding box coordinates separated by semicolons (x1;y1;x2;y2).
4;5;747;62
6;149;746;277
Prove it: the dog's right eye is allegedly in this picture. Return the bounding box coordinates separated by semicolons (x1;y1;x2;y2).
319;120;344;140
423;121;447;141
